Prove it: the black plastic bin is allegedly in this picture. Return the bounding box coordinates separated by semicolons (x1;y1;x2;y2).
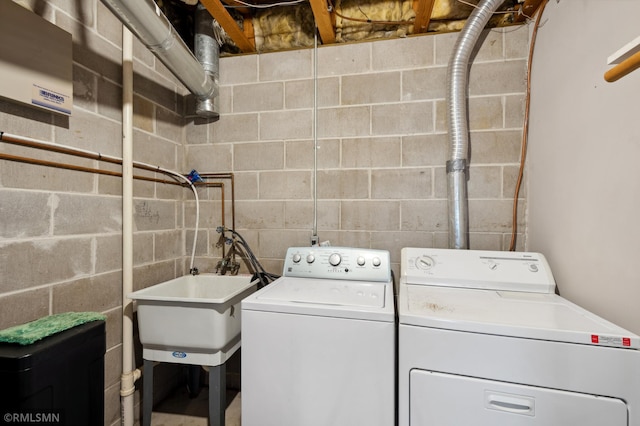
0;320;106;426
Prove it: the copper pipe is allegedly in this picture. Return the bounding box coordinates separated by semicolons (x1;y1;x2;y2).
509;0;548;251
193;181;225;229
194;181;225;257
193;180;225;225
2;150;230;259
1;133;120;165
1;131;232;263
0;132;168;175
199;173;235;231
0;152;180;185
199;173;235;263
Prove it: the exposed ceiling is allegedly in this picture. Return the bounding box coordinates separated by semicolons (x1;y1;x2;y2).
159;0;545;56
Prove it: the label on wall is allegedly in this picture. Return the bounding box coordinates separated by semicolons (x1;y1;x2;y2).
32;84;71;115
0;2;72;116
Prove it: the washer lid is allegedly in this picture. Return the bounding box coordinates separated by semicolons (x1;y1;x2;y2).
242;277;394;321
399;284;639;349
258;277;385;307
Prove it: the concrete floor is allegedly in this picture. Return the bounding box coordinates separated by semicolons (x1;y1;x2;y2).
151;386;241;426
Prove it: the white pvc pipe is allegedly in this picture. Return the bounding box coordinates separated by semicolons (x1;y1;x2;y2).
120;27;136;426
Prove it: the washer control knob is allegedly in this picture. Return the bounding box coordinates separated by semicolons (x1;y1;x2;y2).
306;254;315;264
292;253;302;263
329;253;342;266
357;256;366;266
372;257;381;267
529;264;539;272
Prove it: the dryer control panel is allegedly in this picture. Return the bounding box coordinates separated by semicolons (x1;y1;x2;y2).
283;246;391;282
401;247;555;293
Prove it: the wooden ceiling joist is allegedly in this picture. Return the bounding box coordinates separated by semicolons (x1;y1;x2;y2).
412;0;436;34
199;0;256;53
309;0;335;45
191;0;529;56
515;0;546;23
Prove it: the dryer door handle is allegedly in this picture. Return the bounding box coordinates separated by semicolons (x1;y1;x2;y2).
485;391;535;416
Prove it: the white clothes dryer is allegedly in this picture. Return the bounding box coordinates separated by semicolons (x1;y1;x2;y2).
398;247;640;426
241;246;395;426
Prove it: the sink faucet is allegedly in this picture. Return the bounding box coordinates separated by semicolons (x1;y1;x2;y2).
216;240;240;276
190;267;199;275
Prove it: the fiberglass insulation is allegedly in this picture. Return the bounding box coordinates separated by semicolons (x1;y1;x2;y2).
206;0;519;53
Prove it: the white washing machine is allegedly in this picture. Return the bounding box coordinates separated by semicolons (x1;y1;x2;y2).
398;247;640;426
241;246;395;426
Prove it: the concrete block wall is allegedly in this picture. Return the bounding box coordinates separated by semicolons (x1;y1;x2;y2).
0;1;530;423
0;1;193;424
186;26;530;275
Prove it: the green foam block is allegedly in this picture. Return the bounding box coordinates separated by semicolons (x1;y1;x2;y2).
0;312;106;345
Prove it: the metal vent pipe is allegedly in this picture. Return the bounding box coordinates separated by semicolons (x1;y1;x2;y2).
446;0;504;249
101;0;219;118
195;3;220;120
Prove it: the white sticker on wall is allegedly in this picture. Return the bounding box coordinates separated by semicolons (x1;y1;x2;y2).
32;84;71;115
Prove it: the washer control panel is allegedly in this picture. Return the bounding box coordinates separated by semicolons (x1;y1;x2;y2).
401;247;556;293
283;246;391;282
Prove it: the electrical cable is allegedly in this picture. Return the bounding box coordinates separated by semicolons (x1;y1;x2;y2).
225;0;307;9
509;0;548;251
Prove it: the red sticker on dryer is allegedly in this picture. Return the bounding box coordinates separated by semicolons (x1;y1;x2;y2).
591;334;632;347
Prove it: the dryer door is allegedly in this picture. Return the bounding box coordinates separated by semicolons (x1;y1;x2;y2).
410;370;627;425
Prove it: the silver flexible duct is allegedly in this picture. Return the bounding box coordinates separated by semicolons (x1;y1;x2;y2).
195;3;220;120
446;0;504;249
101;0;218;117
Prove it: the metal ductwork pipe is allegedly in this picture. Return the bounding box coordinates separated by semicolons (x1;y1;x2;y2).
195;3;220;120
101;0;219;118
446;0;504;249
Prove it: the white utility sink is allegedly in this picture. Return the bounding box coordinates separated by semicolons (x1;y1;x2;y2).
129;274;258;366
